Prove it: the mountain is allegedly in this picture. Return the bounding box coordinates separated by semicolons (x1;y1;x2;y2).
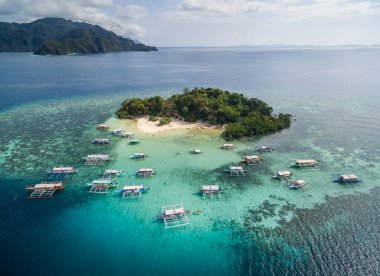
0;17;157;54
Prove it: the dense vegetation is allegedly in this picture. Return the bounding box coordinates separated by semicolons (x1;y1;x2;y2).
0;17;157;54
116;87;292;139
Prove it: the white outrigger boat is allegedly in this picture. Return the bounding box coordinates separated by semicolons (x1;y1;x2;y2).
118;185;150;198
272;170;292;180
334;174;361;183
25;181;64;199
82;154;112;165
241;155;263;165
201;185;222;198
291;159;318;169
221;144;235;150
136;168;157;177
96;124;109;130
256;146;273;153
47;166;77;179
87;178;118;193
224;166;246;176
100;169;124;178
158;203;190;229
112;129;134;138
129;153;148;160
288;179;307;189
190;149;202;154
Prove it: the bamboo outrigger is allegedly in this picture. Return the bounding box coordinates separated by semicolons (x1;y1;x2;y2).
288;179;307;189
272;170;292;180
82;154;112;165
47;166;77;179
224;166;246;176
221;144;235;150
136;168;157;177
291;159;318;170
87;178;118;193
201;185;222;198
129;153;148;160
119;185;150;198
159;203;190;229
96;124;109;130
91;138;109;145
334;174;361;183
25;181;64;199
241;155;263;165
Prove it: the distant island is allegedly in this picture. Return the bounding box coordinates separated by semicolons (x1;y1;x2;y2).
0;17;157;55
116;87;292;139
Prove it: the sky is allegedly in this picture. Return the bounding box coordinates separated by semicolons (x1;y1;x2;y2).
1;0;380;46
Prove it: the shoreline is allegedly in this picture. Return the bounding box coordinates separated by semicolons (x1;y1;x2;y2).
134;117;224;134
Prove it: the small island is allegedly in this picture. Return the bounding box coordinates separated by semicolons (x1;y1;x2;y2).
116;87;292;139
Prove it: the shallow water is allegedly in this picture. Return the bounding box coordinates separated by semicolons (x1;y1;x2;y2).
1;48;380;275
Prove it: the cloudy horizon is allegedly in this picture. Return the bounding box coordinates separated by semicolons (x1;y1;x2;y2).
1;0;380;47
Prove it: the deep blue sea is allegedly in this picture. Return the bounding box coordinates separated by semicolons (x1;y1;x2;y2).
1;47;380;275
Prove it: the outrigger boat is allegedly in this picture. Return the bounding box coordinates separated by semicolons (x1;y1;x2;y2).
241;155;263;165
221;144;235;150
224;166;247;176
82;154;112;165
129;153;148;160
129;139;140;145
334;174;361;183
91;138;109;145
100;169;124;178
112;129;134;138
272;170;292;180
25;181;64;199
136;168;157;177
291;159;318;169
96;124;109;130
256;146;273;153
118;185;150;198
87;178;118;193
47;166;77;179
201;185;222;198
288;179;306;189
158;203;190;229
190;149;202;154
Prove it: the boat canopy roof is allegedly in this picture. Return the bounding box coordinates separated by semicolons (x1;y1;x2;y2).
139;168;154;172
34;183;63;189
92;179;113;185
53;166;74;170
87;154;110;158
202;185;220;191
98;124;108;127
229;166;243;170
277;170;291;176
340;174;358;180
135;153;145;156
223;144;234;147
194;149;201;152
122;185;143;190
296;159;317;164
244;155;260;160
291;179;305;185
105;169;120;174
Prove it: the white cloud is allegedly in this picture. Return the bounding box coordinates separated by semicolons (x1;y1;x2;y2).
117;4;148;20
0;0;148;38
177;0;380;20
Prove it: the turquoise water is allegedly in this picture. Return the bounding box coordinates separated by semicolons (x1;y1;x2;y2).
1;48;380;275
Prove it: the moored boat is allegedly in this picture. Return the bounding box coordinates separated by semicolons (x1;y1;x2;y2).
25;181;64;199
221;144;235;150
288;179;306;189
136;168;157;177
96;124;109;130
129;139;140;145
129;153;147;160
190;149;202;154
272;170;292;180
256;146;273;153
224;165;246;176
241;155;263;165
91;138;109;145
334;174;361;183
291;159;318;169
